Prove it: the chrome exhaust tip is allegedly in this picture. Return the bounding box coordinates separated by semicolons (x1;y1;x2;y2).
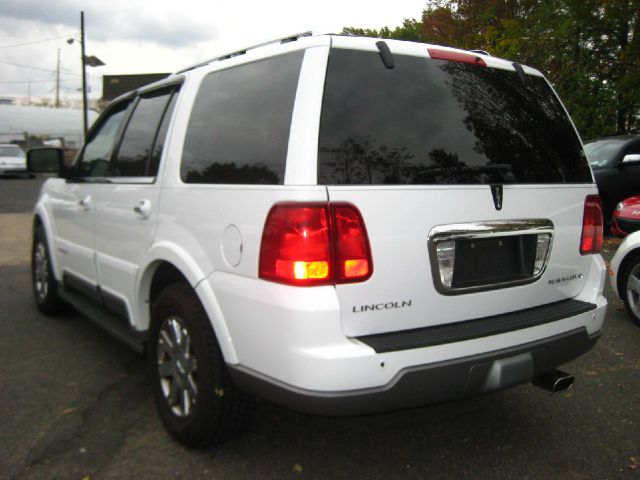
532;369;574;393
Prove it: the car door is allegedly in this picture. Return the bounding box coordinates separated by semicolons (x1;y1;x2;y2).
93;86;180;323
48;99;132;298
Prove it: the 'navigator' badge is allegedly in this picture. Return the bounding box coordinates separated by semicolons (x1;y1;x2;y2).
490;184;503;210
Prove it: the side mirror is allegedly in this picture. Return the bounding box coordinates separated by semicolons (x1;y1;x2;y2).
26;147;65;175
622;154;640;166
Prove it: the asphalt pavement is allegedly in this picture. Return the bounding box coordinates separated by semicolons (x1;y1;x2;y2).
0;176;638;479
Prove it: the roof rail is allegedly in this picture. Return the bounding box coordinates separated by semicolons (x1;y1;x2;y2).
470;49;491;56
175;31;313;74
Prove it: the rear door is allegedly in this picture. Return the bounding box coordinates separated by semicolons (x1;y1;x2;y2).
318;44;596;337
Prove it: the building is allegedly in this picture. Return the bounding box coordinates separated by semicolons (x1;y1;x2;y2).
102;73;170;102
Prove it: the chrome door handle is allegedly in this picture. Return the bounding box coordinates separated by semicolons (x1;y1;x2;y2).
79;195;91;211
133;199;152;219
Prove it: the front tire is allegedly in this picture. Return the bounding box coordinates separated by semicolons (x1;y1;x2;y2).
621;253;640;326
32;225;67;315
149;283;254;447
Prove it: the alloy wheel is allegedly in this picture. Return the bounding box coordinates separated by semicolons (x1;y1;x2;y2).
626;263;640;319
33;241;49;300
157;316;198;417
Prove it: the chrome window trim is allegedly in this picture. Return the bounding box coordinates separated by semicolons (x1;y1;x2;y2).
428;219;554;295
103;176;156;185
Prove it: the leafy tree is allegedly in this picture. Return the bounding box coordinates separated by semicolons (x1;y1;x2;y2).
343;19;422;41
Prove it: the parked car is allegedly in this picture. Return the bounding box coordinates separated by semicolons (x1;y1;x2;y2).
612;196;640;236
27;33;607;447
584;135;640;226
609;231;640;325
0;144;27;176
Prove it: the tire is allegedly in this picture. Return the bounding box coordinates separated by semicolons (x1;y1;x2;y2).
149;282;255;447
31;225;67;315
620;253;640;326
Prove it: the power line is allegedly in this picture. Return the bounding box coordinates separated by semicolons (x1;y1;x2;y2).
0;33;78;49
0;60;58;73
0;79;77;84
0;60;85;77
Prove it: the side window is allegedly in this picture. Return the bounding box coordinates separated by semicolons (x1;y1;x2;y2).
78;101;130;177
181;51;304;184
112;88;177;177
148;92;178;176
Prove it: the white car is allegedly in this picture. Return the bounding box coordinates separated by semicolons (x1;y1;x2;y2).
609;231;640;325
27;33;607;447
0;144;27;175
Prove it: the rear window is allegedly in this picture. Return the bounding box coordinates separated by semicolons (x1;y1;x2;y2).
181;52;303;184
318;49;592;185
0;146;23;157
584;139;625;168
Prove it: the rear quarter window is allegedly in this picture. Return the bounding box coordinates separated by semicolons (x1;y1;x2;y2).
181;51;304;184
318;49;592;185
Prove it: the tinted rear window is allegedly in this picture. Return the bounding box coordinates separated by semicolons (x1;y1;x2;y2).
181;52;303;184
318;49;592;185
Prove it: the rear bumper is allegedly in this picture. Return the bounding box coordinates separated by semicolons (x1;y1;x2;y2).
229;327;600;416
212;266;606;394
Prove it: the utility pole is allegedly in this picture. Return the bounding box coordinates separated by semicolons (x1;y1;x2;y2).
27;81;31;105
81;11;88;142
55;48;60;108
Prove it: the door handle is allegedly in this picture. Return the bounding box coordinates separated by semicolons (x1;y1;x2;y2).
133;199;152;219
79;195;91;211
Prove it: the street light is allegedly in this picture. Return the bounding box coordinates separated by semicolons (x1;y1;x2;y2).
68;11;105;142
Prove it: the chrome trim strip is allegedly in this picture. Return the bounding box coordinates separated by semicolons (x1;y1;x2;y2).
428;219;554;295
103;176;156;185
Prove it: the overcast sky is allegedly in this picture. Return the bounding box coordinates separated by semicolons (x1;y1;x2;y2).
0;0;428;102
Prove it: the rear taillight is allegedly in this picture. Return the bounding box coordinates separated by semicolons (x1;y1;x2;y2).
259;203;373;286
580;195;603;255
332;205;373;283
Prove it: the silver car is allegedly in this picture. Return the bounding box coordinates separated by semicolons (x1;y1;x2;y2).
0;144;27;176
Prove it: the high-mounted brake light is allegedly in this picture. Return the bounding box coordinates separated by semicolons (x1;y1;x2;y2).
427;48;487;67
259;203;373;286
580;195;603;255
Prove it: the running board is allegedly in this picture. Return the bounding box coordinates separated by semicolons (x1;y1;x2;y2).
58;287;147;354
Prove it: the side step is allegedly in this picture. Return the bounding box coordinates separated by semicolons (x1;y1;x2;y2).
58;288;147;354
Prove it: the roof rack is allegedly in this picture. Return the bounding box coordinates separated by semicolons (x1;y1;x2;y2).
175;31;313;74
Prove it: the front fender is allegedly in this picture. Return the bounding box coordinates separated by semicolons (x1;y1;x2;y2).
33;198;61;281
609;231;640;296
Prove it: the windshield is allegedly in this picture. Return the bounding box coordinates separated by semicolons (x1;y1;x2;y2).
583;140;625;167
318;49;592;185
0;146;24;157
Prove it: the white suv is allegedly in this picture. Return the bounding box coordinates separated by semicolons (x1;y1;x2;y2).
28;33;607;447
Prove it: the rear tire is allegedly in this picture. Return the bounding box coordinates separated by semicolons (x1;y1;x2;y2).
621;253;640;326
31;225;67;315
149;282;254;447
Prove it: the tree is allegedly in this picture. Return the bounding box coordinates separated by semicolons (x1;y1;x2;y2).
343;19;422;42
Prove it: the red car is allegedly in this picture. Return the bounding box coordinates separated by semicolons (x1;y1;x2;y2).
611;196;640;236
